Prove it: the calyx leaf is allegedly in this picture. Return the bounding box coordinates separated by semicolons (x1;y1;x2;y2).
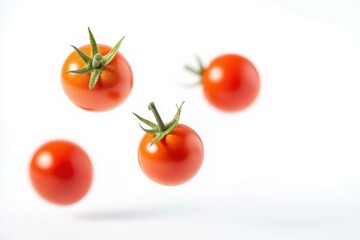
183;54;204;87
67;27;125;90
133;102;185;145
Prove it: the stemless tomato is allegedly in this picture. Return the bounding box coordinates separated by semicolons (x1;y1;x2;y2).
61;28;133;111
29;140;93;205
187;54;260;112
134;102;204;186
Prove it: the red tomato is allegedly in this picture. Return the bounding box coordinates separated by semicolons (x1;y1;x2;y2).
138;124;204;186
29;140;93;205
61;29;133;111
135;102;204;186
188;54;260;112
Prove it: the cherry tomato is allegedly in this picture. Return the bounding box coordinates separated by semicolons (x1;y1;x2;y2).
186;54;260;112
29;140;93;205
61;28;133;111
134;102;204;186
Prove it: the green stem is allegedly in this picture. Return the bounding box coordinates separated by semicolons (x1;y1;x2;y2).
148;102;166;132
134;102;184;144
184;54;205;87
92;53;103;68
69;28;125;90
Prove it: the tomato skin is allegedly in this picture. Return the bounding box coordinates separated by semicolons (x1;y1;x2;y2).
61;44;133;111
202;54;260;112
29;140;93;205
138;124;204;186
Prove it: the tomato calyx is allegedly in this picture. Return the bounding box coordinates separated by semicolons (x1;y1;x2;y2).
67;27;125;90
133;102;185;145
184;55;204;87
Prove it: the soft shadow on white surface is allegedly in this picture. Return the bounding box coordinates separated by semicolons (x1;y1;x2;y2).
74;203;207;221
2;198;360;240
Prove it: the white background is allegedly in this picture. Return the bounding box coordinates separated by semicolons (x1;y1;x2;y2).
1;0;360;239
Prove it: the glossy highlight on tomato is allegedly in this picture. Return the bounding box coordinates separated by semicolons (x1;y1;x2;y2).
61;28;133;111
134;102;204;186
186;54;260;112
29;140;93;205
